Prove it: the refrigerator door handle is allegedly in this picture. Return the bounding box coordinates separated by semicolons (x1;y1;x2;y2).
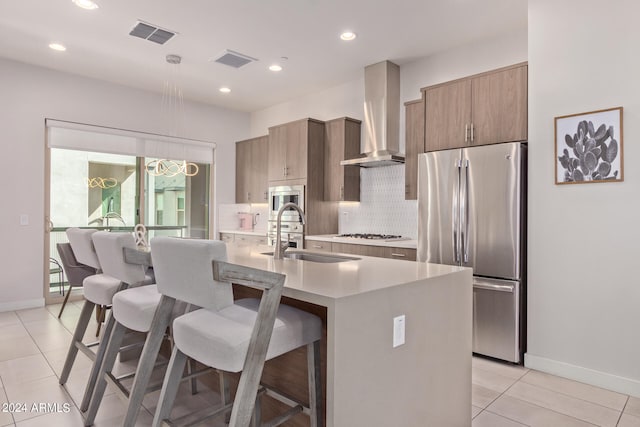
462;159;470;263
453;159;462;263
473;281;515;293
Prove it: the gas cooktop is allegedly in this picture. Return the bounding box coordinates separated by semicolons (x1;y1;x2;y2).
335;233;410;242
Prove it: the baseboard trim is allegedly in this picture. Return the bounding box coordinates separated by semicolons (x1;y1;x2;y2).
0;298;45;312
525;353;640;397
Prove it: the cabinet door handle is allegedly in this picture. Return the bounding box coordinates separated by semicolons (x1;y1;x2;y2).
247;192;251;201
283;165;286;177
405;184;409;195
264;191;268;201
340;185;344;200
464;124;469;143
390;253;406;257
312;244;323;249
470;123;474;143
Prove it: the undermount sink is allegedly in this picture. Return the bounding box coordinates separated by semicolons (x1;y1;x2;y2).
261;251;360;263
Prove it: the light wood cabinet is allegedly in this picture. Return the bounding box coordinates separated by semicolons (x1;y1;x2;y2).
386;247;417;261
306;241;332;252
219;232;267;246
268;119;324;184
471;65;527;145
268;118;339;238
332;242;387;258
324;117;361;201
422;63;527;152
235;135;268;203
329;242;416;261
404;99;425;200
424;79;471;151
220;233;234;243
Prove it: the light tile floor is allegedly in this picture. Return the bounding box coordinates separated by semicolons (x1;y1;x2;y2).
0;303;638;426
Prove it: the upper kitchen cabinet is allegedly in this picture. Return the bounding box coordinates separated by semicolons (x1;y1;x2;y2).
422;62;528;151
268;118;325;184
324;117;361;201
424;79;471;152
235;135;268;203
471;64;527;145
404;98;425;200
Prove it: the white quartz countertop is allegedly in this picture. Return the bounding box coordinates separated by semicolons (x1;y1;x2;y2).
226;243;465;306
305;234;418;249
219;229;267;237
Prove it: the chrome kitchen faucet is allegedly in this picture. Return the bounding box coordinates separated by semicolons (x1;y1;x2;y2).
274;202;306;259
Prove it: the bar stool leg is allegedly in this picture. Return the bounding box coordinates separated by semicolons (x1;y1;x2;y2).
152;346;188;427
308;340;322;427
121;297;175;427
84;321;127;426
59;300;94;385
188;359;198;394
79;310;117;411
58;285;73;318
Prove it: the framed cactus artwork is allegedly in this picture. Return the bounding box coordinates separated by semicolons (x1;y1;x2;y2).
555;106;624;184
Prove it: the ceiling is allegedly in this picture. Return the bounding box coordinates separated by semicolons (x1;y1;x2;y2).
0;0;527;112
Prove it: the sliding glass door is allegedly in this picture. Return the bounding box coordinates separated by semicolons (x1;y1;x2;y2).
45;121;215;303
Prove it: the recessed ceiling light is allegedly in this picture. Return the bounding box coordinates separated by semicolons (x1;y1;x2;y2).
219;87;231;93
49;43;67;52
269;64;283;72
340;31;357;41
72;0;99;10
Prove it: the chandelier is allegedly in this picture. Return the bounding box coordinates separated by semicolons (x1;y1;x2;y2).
145;54;199;178
87;177;118;189
145;159;199;177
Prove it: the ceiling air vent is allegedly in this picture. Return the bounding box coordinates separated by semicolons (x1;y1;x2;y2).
212;49;258;68
129;20;177;45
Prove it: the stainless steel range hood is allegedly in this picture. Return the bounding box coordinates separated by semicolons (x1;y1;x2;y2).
341;60;405;168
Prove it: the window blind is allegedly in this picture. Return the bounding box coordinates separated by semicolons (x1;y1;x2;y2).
46;119;215;164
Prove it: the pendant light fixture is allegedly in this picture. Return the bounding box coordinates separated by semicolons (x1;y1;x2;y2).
145;54;199;177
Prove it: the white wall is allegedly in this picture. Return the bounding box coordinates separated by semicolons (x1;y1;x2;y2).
0;58;249;310
250;28;527;238
526;0;640;395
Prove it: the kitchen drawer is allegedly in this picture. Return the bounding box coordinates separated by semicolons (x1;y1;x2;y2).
235;234;268;246
220;233;234;243
306;241;332;252
220;233;267;246
386;247;417;261
331;243;387;258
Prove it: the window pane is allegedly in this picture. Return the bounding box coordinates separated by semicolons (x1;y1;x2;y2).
144;158;209;239
49;149;137;297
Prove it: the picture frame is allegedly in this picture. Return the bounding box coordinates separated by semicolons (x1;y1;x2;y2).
554;106;623;185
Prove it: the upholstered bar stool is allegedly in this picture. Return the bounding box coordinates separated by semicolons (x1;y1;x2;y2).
60;228;122;389
56;242;96;318
77;231;154;417
150;237;323;427
83;233;196;426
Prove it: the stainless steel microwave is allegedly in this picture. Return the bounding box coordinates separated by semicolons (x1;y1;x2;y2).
268;185;305;220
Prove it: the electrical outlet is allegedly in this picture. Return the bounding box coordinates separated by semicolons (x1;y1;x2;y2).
393;315;405;348
19;214;29;226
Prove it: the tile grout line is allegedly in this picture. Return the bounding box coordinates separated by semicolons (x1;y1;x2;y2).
496;375;609;427
615;395;630;426
0;374;16;427
517;371;628;414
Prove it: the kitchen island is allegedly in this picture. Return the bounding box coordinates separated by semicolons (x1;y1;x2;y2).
224;243;472;427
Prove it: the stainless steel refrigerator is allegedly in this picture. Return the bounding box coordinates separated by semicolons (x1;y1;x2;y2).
417;142;526;363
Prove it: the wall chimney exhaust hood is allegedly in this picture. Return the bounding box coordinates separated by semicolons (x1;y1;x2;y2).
341;60;405;168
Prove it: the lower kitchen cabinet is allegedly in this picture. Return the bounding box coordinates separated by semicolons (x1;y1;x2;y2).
306;240;332;252
386;247;417;261
332;242;387;258
219;232;267;246
315;241;417;261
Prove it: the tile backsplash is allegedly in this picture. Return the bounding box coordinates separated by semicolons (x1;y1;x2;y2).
339;164;418;239
220;165;418;239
